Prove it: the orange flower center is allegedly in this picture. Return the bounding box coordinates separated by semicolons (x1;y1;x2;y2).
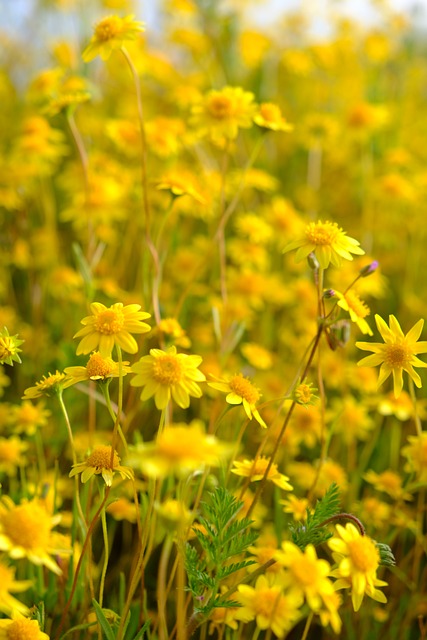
229;374;260;405
94;309;124;335
345;291;370;318
384;343;410;368
2;503;51;550
86;446;120;470
6;619;43;640
207;95;234;119
94;16;121;42
86;353;115;379
305;221;339;246
348;536;379;573
152;355;182;385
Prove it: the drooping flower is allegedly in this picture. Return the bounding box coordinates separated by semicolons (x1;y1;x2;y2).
232;457;293;491
69;445;134;486
0;618;50;640
0;497;64;575
64;351;131;384
82;15;145;63
208;373;267;427
22;371;73;399
334;290;373;335
73;302;151;357
283;220;364;269
130;346;205;409
328;523;387;612
356;315;427;397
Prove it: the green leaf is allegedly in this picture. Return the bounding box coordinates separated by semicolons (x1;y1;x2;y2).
92;599;116;640
289;483;341;549
132;619;151;640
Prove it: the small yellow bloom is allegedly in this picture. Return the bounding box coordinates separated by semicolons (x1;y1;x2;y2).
82;15;145;62
10;401;51;436
0;618;50;640
328;523;387;612
69;445;134;486
253;102;294;132
356;314;427;397
191;86;256;144
74;302;151;357
232;457;293;491
402;432;427;482
335;290;373;336
0;327;24;366
283;220;364;269
22;371;73;399
280;495;310;522
131;345;205;409
208;373;266;427
364;469;411;501
64;351;131;384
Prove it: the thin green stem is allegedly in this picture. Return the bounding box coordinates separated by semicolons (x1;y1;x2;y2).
300;611;314;640
98;485;110;608
408;377;423;437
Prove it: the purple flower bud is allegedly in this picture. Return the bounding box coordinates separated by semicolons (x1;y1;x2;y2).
323;289;335;299
359;261;379;277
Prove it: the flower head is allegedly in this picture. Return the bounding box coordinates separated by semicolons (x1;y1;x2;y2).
22;371;73;399
73;302;151;357
283;220;364;269
402;432;427;482
191;86;256;144
293;380;319;407
0;618;49;640
131;345;205;409
0;328;24;367
0;497;64;575
10;401;51;436
232;457;293;491
69;445;134;486
328;523;387;611
253;103;294;132
82;15;145;62
208;373;266;427
64;351;131;384
335;290;373;335
356;314;427;397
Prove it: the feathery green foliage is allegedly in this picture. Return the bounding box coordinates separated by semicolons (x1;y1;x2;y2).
289;482;341;549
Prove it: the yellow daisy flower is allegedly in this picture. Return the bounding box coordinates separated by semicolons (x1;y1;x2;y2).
364;469;412;501
82;15;145;63
334;290;373;335
0;618;49;640
0;497;64;575
328;523;387;612
191;86;256;143
22;371;73;399
0;437;28;477
208;373;267;427
73;302;151;357
64;351;131;384
253;102;294;132
130;346;206;410
232;457;293;491
10;401;51;436
402;432;427;482
283;220;364;269
69;445;134;487
356;314;427;397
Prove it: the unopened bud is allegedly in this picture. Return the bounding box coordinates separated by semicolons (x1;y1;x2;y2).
323;289;335;299
307;252;319;270
359;260;379;277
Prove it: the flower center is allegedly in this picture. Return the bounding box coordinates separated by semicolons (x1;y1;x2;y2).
384;343;410;368
252;457;278;478
152;355;182;385
6;619;43;640
348;537;379;572
86;446;120;470
291;556;318;586
94;309;124;335
255;587;281;617
305;221;339;246
229;374;260;404
260;103;280;122
345;291;370;318
2;503;51;550
86;352;115;379
36;372;66;392
295;383;312;404
94;16;121;42
208;95;234;119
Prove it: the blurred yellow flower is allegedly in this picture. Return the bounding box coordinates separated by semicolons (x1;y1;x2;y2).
0;618;50;640
253;103;293;132
208;373;266;427
82;15;145;62
402;432;427;482
0;562;32;617
232;457;293;491
356;315;427;397
69;445;133;486
191;86;256;144
131;346;205;409
74;302;151;357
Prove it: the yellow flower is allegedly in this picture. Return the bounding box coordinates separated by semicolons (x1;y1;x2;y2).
10;401;51;435
364;469;411;501
208;373;267;427
0;497;64;575
156;318;191;348
0;328;24;366
127;421;229;478
82;15;145;62
191;86;256;144
275;542;335;611
402;432;427;482
293;381;319;408
69;445;134;486
74;302;151;357
335;290;373;335
240;343;273;370
0;618;49;640
356;314;427;397
328;523;387;612
64;351;131;384
283;220;364;269
253;103;294;132
280;495;310;522
22;371;73;399
0;562;32;617
0;437;28;477
235;574;303;637
130;346;205;409
232;457;293;491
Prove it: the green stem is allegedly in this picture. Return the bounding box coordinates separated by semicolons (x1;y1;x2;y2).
98;485;110;608
408;377;423;437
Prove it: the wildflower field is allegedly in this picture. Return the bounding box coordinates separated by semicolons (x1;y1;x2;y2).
1;0;427;638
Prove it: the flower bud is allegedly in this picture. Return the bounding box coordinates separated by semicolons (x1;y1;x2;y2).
359;261;379;277
307;252;320;270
